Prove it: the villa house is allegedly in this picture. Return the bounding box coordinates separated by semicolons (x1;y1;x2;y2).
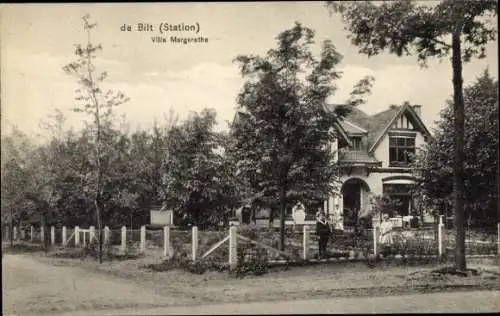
326;102;432;230
231;101;432;230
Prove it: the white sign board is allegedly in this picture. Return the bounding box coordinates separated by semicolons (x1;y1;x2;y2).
150;210;173;226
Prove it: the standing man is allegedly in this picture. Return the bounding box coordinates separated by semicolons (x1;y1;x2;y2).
316;208;331;259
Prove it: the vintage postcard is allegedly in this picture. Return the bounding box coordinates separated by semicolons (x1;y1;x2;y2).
1;2;498;315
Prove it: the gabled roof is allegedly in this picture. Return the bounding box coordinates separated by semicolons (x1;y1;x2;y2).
368;103;432;152
340;106;372;129
366;106;401;152
332;119;353;148
330;103;432;154
231;110;353;148
339;120;368;134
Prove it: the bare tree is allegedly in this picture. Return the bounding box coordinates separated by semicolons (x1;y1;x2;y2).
63;15;129;263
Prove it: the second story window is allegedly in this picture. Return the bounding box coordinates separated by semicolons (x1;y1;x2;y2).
389;135;415;167
351;136;362;150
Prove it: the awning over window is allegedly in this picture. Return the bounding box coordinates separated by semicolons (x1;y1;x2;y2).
383;179;415;185
382;175;416;185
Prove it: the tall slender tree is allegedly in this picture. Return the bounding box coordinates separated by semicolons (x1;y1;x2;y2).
327;0;497;270
414;70;498;228
63;15;129;263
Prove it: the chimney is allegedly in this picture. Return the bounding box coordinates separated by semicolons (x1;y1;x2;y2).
412;104;421;117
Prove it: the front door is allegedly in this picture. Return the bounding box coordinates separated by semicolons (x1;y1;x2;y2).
342;182;361;227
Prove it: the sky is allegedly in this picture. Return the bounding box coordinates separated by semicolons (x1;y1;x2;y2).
1;2;498;139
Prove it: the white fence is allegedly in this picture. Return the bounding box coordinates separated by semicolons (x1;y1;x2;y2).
5;219;500;270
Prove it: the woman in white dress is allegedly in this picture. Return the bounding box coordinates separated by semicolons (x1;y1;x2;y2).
379;213;393;256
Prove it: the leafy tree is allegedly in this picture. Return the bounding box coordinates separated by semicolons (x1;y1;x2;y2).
161;109;228;229
232;22;373;250
1;158;28;246
415;70;498;228
54;127;97;227
327;0;498;270
1;111;181;238
103;125;166;228
63;15;129;263
30;112;74;233
1;127;37;246
1;123;65;250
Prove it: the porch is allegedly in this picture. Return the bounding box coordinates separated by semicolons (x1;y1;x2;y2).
340;177;372;228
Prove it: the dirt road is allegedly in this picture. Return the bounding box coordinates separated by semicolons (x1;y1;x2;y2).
59;290;500;315
2;254;189;315
3;253;499;315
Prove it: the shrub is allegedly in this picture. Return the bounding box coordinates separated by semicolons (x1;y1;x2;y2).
2;242;44;254
230;246;269;278
146;249;228;275
146;251;191;272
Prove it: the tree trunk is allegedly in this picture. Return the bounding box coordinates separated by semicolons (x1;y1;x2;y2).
279;182;286;251
451;29;466;271
497;104;500;229
268;207;275;228
9;213;14;247
40;213;49;254
84;20;104;265
95;200;103;264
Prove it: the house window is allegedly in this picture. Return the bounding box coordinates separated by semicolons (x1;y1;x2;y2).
351;137;362;150
383;184;412;216
389;135;415;167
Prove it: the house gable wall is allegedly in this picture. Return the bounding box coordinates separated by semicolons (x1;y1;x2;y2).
373;130;426;168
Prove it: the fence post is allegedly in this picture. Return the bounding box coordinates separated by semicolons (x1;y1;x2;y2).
13;226;18;241
121;226;126;252
497;222;499;255
89;226;96;243
50;226;55;245
163;226;171;258
373;226;378;256
30;225;34;242
303;225;310;260
229;225;238;270
40;226;45;243
192;226;198;261
140;226;146;253
62;226;67;246
438;216;444;257
75;226;80;245
104;226;110;245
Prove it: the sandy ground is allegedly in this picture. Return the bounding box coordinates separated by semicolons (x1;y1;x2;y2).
2;254;191;315
3;252;499;315
57;290;500;315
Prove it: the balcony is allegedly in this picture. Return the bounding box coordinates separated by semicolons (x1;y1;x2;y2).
388;161;412;168
339;150;381;166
